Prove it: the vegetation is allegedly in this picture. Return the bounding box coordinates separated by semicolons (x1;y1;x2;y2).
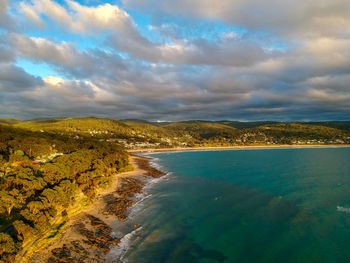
0;119;23;125
0;124;128;262
0;117;349;261
302;121;350;132
4;117;350;149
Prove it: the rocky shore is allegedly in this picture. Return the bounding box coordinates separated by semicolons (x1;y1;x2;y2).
28;155;164;263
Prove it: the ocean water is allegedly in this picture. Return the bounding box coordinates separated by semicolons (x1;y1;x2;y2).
108;148;350;263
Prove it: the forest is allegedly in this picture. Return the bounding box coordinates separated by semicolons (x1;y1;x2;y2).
0;124;129;262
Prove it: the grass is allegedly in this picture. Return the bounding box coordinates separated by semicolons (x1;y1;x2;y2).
119;164;134;173
47;222;66;239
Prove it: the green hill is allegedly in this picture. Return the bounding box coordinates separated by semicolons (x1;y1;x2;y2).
164;121;237;139
246;123;350;144
302;121;350;132
259;123;348;137
14;117;133;138
0;118;23;125
2;117;349;148
218;121;279;129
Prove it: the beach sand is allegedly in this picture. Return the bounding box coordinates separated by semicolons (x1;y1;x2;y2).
26;155;155;263
128;144;350;153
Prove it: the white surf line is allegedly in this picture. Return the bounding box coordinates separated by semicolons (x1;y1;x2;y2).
117;226;144;262
337;206;350;214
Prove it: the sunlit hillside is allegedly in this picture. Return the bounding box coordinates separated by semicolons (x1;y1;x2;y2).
4;118;350;149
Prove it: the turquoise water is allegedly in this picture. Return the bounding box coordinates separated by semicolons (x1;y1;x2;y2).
113;148;350;263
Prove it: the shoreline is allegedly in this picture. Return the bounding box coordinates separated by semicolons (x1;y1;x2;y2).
25;155;165;263
19;145;349;262
128;144;350;153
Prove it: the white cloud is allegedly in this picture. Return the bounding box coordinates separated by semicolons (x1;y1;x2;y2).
19;0;269;67
20;0;136;34
19;1;45;27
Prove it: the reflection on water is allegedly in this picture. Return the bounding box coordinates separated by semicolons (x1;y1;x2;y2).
107;148;350;263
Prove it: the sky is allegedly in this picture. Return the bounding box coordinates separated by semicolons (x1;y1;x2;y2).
0;0;350;121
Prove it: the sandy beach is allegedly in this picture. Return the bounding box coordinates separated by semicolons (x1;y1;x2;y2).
24;155;162;263
129;144;350;153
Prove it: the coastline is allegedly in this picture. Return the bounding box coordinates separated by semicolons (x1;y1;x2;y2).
24;155;165;263
18;145;349;262
128;144;350;153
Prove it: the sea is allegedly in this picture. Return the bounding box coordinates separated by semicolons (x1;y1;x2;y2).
106;147;350;263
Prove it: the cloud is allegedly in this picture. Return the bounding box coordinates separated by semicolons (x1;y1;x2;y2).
0;63;43;92
20;0;136;34
306;89;350;103
109;34;269;66
0;38;15;63
0;0;8;15
20;0;270;67
0;0;350;121
10;33;126;79
19;1;45;27
0;0;16;30
123;0;350;38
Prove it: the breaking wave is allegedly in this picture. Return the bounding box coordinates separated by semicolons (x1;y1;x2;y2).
109;226;143;262
337;206;350;214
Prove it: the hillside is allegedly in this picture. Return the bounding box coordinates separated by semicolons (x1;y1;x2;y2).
217;121;279;129
120;119;177;139
0;124;129;262
3;118;350;149
163;121;237;141
14;117;133;138
0;119;23;125
303;121;350;132
246;123;350;144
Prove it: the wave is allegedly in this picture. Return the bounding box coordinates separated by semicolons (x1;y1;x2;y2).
106;155;172;262
337;206;350;214
109;226;144;262
128;173;172;218
127;194;153;219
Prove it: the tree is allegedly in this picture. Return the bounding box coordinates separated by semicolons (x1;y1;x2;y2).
13;220;36;242
0;233;17;260
0;191;19;216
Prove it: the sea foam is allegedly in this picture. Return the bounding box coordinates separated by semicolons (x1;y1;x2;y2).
107;155;171;262
109;226;143;262
337;206;350;214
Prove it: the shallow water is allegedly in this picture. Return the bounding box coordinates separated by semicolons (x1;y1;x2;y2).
108;148;350;263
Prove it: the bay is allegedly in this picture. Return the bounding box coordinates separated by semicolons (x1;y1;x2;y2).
111;148;350;263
